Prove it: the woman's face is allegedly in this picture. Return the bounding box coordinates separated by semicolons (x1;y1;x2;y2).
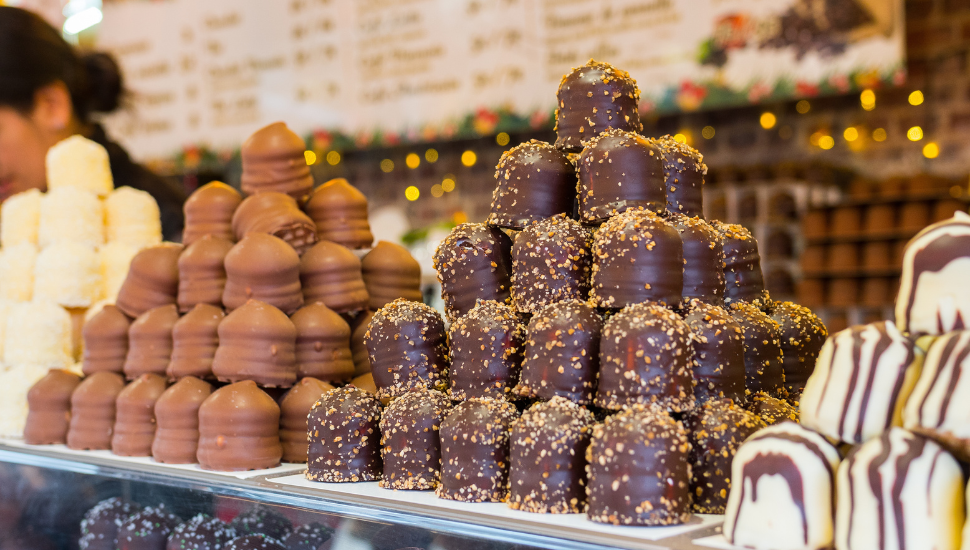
0;106;49;202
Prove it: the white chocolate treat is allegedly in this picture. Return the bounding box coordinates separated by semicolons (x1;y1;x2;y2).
0;189;42;247
104;187;162;247
896;211;970;336
836;428;963;550
99;241;143;301
903;330;970;459
0;243;37;302
0;300;10;362
800;321;923;445
0;364;49;437
4;301;72;368
724;421;841;550
38;187;103;247
45;135;113;196
34;243;101;307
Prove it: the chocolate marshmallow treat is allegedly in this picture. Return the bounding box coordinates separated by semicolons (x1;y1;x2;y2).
182;181;241;246
437;398;519;502
115;244;183;318
365;299;449;400
554;59;641;153
111;373;168;456
487;140;575;229
668;213;725;305
197;381;282;471
177;235;233;312
683;299;746;406
279;523;333;550
222;233;303;314
67;371;126;451
211;300;297;388
224;535;286;550
432;222;514;322
229;506;292;539
23;369;81;444
291;303;355;381
652;135;707;218
299;240;369;313
81;304;130;375
231;192;317;255
152;376;213;464
79;497;141;550
304;178;374;249
361;241;422;310
116;505;180;550
123;304;179;379
577;129;665;223
306;386;382;482
278;377;334;463
770;301;827;398
511;214;592;313
379;388;451;490
747;392;799;426
712;222;769;307
167;303;224;381
448;300;526;401
166;514;236;550
729;301;785;399
240;122;314;203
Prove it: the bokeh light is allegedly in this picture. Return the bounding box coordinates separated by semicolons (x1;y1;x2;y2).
908;126;924;141
326;151;341;165
760;112;777;129
796;100;811;114
304;150;316;165
425;149;438;162
909;90;924;106
405;186;420;201
461;150;477;167
923;142;940;158
442;176;456;192
406;153;420;169
702;126;715;139
496;132;510;146
380;159;394;172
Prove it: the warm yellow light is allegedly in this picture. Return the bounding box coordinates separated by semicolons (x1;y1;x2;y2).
425;149;438;163
431;184;444;198
908;126;924;141
702;126;715;139
673;133;687;143
496;132;510;146
909;90;924;106
818;135;835;150
380;159;394;172
304;150;316;165
406;153;420;169
872;128;887;142
461;150;477;167
405;186;420;201
843;127;859;142
923;142;940;158
809;131;823;146
326;151;341;165
796;100;811;114
453;211;468;225
760;112;777;129
860;89;876;111
442;177;456;192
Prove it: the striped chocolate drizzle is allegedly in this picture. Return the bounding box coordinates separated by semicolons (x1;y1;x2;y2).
901;232;970;334
914;332;970;427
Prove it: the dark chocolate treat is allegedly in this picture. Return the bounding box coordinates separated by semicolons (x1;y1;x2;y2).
279;377;335;463
432;223;514;322
590;208;684;309
653;136;707;218
197;381;283;471
115;243;183;318
349;310;373;375
229;507;292;540
111;373;168;456
511;214;592;313
729;301;785;398
668;213;725;304
515;299;602;405
67;371;126;450
212;300;297;388
291;303;355;381
746;391;799;425
225;535;286;550
712;222;769;307
437;398;519;502
123;303;179;379
177;235;233;312
577;129;665;223
509;397;595;513
448;300;526;401
365;299;449;400
82;304;130;375
304;178;374;249
554;59;641;152
595;302;695;412
586;405;692;525
153;376;213;464
24;369;81;445
684;399;766;514
299;240;369;313
307;386;382;482
487;140;575;229
117;505;180;550
168;303;225;381
182;181;242;246
79;497;141;550
770;301;827;398
231;192;317;255
683;299;746;406
379;388;451;490
167;514;236;550
240;122;314;203
361;241;422;311
279;523;333;550
223;233;304;314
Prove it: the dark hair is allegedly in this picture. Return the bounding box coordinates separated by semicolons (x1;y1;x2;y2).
0;6;123;122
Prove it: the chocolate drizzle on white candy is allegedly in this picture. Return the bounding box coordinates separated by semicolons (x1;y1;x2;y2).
904;330;970;460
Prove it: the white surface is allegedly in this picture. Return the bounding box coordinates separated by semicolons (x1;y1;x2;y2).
693;535;743;550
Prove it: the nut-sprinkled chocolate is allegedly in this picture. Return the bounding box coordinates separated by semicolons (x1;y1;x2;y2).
279;377;335;463
79;497;141;550
153;376;213;464
448;300;526;401
509;397;595;514
111;373;168;456
123;304;179;380
713;222;769;307
747;391;799;425
177;235;233;312
515;299;602;405
197;380;282;471
554;59;641;153
595;302;695;412
590;208;684;309
365;299;449;400
223;233;303;314
304;178;374;249
361;241;422;310
307;386;382;482
167;514;236;550
668;213;725;305
511;214;592;313
229;507;292;539
577;129;665;223
433;223;514;322
231;192;317;255
212;300;297;388
168;303;225;381
350;310;373;375
683;299;746;406
225;535;286;550
653;136;707;218
487;140;575;229
437;398;519;502
299;240;369;313
240;122;314;203
115;243;183;318
67;371;126;450
291;303;354;381
379;388;451;490
586;405;692;525
770;301;827;398
117;505;180;550
729;301;785;398
24;369;81;444
82;305;131;375
279;523;333;550
182;181;242;246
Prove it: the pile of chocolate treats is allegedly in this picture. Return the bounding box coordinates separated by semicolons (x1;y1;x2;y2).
303;60;827;526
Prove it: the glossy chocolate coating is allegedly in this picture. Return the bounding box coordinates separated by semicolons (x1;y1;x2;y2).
240;122;314;203
177;235;233;312
123;304;179;380
183;181;241;246
361;241;422;310
24;369;81;444
231;192;317;255
432;223;514;322
279;377;335;463
279;523;333;550
166;514;236;550
487;140;575;229
509;397;595;513
668;213;725;304
577;129;665;223
111;373;168;456
653;136;707;218
729;301;785;398
437;398;519;502
747;391;799;425
115;243;183;318
117;506;180;550
229;507;292;539
225;535;286;550
223;233;303;314
683;299;746;406
82;305;131;375
379;388;451;490
590;208;683;309
770;301;827;397
304;178;373;249
168;303;225;381
67;371;126;450
448;300;525;401
299;240;369;313
511;214;592;313
365;299;449;399
595;302;695;412
79;497;141;550
153;376;213;464
197;380;282;471
350;310;374;375
291;303;355;381
307;386;382;482
586;405;691;525
554;60;641;152
713;222;769;307
212;300;297;388
515;299;602;405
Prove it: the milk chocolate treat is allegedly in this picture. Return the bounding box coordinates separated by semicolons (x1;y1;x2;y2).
724;422;841;550
713;222;769;307
437;398;519;502
653;135;707;218
225;535;286;550
748;392;799;425
177;235;233;312
487;140;575;229
67;371;126;450
279;377;335;463
577;129;665;223
279;523;333;550
299;240;369;313
685;399;766;514
117;506;180;550
511;214;592;313
168;304;224;380
595;302;694;412
509;397;595;514
197;381;282;471
182;181;242;246
167;514;236;550
123;304;179;379
23;369;81;444
223;233;303;314
433;223;514;322
112;373;168;456
361;241;422;310
683;300;746;405
590;209;683;309
448;300;526;401
729;301;785;398
379;388;451;490
231;192;317;255
241;122;314;202
350;309;373;375
770;301;827;397
904;331;970;460
82;305;131;375
152;376;213;464
212;300;297;388
79;497;141;550
554;59;641;152
229;507;292;539
307;386;382;482
304;178;374;249
515;299;602;405
800;321;921;444
115;244;183;318
291;303;354;381
669;213;725;304
365;299;449;399
586;405;691;525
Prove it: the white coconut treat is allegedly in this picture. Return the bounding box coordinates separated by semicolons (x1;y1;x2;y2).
0;188;41;247
38;186;104;248
0;243;37;302
104;187;162;247
34;242;101;307
4;301;72;368
0;364;49;437
99;241;143;302
45;135;113;197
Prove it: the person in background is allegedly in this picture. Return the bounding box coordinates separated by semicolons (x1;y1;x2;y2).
0;6;186;241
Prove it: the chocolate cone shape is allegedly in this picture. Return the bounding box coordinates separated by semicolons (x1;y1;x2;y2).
240;122;314;202
168;303;224;380
82;305;131;375
361;241;421;310
291;303;354;381
183;181;241;246
212;300;297;388
223;233;303;314
279;377;334;463
123;304;179;380
177;235;232;312
304;178;373;249
232;192;317;255
555;60;641;153
67;372;125;450
152;376;212;463
300;240;368;313
112;373;168;456
24;369;81;444
197;380;282;471
115;244;183;318
350;310;373;376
